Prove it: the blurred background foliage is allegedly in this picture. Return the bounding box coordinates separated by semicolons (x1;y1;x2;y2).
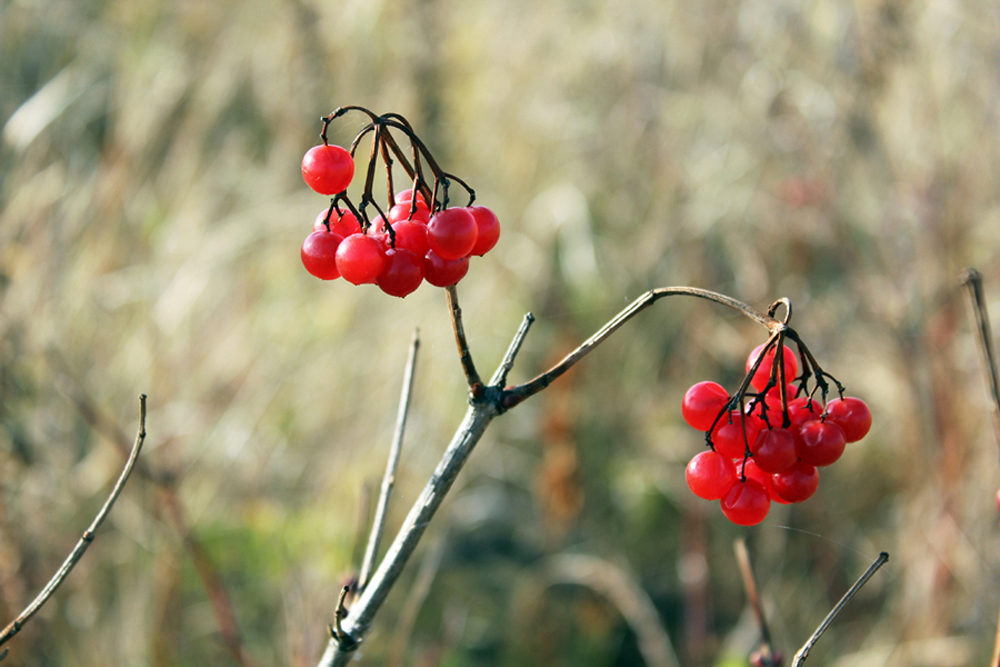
1;0;1000;664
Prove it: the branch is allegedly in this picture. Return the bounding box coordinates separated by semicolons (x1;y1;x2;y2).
0;394;147;658
445;285;482;390
790;551;889;667
358;330;420;591
960;269;1000;463
734;538;780;667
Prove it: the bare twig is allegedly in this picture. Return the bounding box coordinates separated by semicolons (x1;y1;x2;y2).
960;269;1000;463
495;313;534;389
445;285;482;390
359;330;420;592
790;551;889;667
734;538;780;667
0;394;147;657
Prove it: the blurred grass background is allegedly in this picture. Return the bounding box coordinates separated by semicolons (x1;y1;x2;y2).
2;0;1000;665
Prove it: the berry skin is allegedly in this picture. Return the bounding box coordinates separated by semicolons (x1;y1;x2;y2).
825;397;872;442
395;189;429;206
772;461;819;503
711;411;759;459
747;343;799;392
388;220;429;256
721;478;771;526
424;251;469;287
682;381;731;431
302;145;354;195
685;451;737;500
796;420;846;466
336;233;387;285
427;208;478;260
388;202;430;224
738;458;790;505
751;427;797;473
378;249;424;297
468;206;501;255
301;231;344;280
787;396;824;429
314;209;362;237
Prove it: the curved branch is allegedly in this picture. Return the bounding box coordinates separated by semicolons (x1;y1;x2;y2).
0;394;148;655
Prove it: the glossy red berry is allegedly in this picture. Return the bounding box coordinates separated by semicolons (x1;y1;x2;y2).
738;458;790;505
711;411;759;459
751;427;797;473
427;208;478;260
302;144;354;195
747;343;799;391
301;230;344;280
825;397;872;442
424;251;469;287
395;189;429;206
682;381;730;431
787;396;824;429
377;249;424;297
336;233;387;285
721;478;771;526
314;209;362;237
388;202;430;224
389;220;429;256
772;461;820;503
796;420;846;466
468;206;501;256
685;451;737;500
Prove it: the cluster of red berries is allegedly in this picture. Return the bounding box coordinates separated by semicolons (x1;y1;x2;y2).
298;110;501;298
682;343;871;526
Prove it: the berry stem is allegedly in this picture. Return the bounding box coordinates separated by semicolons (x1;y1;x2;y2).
445;285;483;389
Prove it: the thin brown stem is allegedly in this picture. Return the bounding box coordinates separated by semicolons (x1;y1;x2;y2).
509;287;780;402
734;538;779;667
790;551;889;667
0;395;147;656
359;330;420;592
960;268;1000;463
445;285;482;390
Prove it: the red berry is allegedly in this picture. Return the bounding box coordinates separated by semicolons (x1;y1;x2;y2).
746;343;799;392
796;420;846;466
468;206;501;255
712;411;759;459
787;397;824;429
378;249;424;297
389;220;429;255
772;461;819;503
314;209;362;237
682;381;730;431
685;451;737;500
751;427;797;473
395;189;429;206
721;478;771;526
424;251;469;287
738;458;790;505
388;202;430;224
825;397;872;442
427;208;478;260
336;233;387;284
302;145;354;195
301;230;344;280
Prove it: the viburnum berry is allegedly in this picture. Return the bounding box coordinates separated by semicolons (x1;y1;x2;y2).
721;478;771;526
682;381;730;431
825;397;872;442
771;461;820;503
336;233;387;285
424;251;469;287
738;458;790;505
378;248;424;297
796;419;846;466
751;427;797;473
685;451;737;500
395;189;428;206
746;343;799;391
711;411;759;459
301;230;344;280
388;220;429;255
302;144;354;195
427;208;478;260
787;396;824;429
388;201;430;224
314;208;362;237
468;205;501;256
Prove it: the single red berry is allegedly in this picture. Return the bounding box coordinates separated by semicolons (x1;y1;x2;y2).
336;233;387;285
751;427;797;473
377;248;424;297
368;214;389;241
388;202;430;224
468;206;501;255
302;144;354;195
390;220;429;256
395;189;429;206
746;343;799;392
427;208;478;260
424;251;469;287
738;458;790;505
772;461;819;503
685;451;737;500
301;230;344;280
711;411;759;459
796;420;846;466
313;209;362;237
682;381;730;431
721;478;771;526
825;397;872;442
787;396;824;429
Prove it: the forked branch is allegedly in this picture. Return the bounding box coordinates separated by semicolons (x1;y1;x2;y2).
0;394;148;659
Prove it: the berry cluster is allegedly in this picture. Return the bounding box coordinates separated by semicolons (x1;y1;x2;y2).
682;338;871;526
299;108;501;297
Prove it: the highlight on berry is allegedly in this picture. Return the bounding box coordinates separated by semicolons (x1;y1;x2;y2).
299;107;500;297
